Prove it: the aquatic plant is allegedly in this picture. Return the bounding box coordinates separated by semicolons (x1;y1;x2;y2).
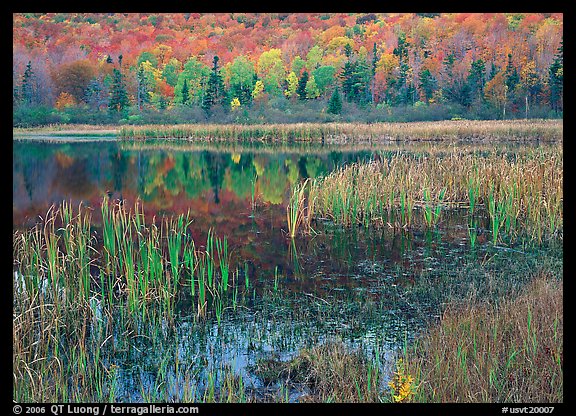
307;145;562;244
286;178;311;238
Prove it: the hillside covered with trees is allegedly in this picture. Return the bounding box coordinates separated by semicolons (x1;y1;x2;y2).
13;12;563;126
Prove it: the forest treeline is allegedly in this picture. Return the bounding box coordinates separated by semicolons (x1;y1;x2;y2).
13;13;563;126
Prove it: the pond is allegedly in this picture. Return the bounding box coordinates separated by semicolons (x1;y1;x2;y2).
13;138;562;402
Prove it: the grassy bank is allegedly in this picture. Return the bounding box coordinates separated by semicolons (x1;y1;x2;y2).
13;124;119;137
245;272;562;403
403;272;562;402
118;120;562;142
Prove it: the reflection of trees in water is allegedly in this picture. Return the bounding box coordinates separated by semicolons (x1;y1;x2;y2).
109;147;129;194
203;151;229;204
257;159;288;204
14;141;378;216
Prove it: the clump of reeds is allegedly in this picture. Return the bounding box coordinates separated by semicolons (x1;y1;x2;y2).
286;178;315;238
401;272;563;402
119;120;562;143
13;198;248;402
254;341;384;402
306;145;562;245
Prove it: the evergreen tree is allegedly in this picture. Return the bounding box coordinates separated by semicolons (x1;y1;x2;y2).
13;70;20;105
488;62;499;81
505;54;519;92
327;87;342;114
418;68;437;103
84;78;108;110
20;61;36;105
548;40;563;113
371;42;378;103
181;79;189;105
441;53;457;102
136;64;151;110
393;33;409;62
202;56;226;112
108;68;129;113
340;60;356;102
467;59;486;104
296;70;309;100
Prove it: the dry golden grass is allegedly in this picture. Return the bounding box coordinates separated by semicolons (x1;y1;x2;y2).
403;273;563;402
119;120;563;142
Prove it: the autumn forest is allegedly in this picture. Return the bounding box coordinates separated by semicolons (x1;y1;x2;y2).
13;12;563;126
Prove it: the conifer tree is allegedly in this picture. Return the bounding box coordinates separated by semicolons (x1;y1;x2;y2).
181;79;189;105
548;40;563;113
202;56;226;112
327;86;342;114
108;68;129;113
297;70;309;100
20;61;36;105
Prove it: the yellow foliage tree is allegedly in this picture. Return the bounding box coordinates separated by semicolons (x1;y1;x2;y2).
252;80;265;101
230;97;241;111
285;71;298;98
55;92;76;110
484;71;507;118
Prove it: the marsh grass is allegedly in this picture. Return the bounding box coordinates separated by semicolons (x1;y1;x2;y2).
254;341;383;403
286;178;314;238
119;120;562;142
402;273;562;402
307;146;562;244
13;198;249;401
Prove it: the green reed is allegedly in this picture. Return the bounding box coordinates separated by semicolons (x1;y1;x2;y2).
287;178;310;238
422;188;446;227
307;145;562;245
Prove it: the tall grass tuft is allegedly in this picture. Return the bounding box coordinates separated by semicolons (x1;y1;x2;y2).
306;145;562;244
401;273;562;402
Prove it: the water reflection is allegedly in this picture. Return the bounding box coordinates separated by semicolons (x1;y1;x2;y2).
13;141;375;225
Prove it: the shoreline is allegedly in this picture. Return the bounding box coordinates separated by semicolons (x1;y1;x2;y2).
13;119;563;142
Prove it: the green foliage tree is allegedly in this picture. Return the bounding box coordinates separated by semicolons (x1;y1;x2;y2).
291;56;306;76
162;58;181;87
257;49;285;96
227;55;256;106
306;45;323;71
175;57;210;105
305;74;320;99
312;65;336;96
